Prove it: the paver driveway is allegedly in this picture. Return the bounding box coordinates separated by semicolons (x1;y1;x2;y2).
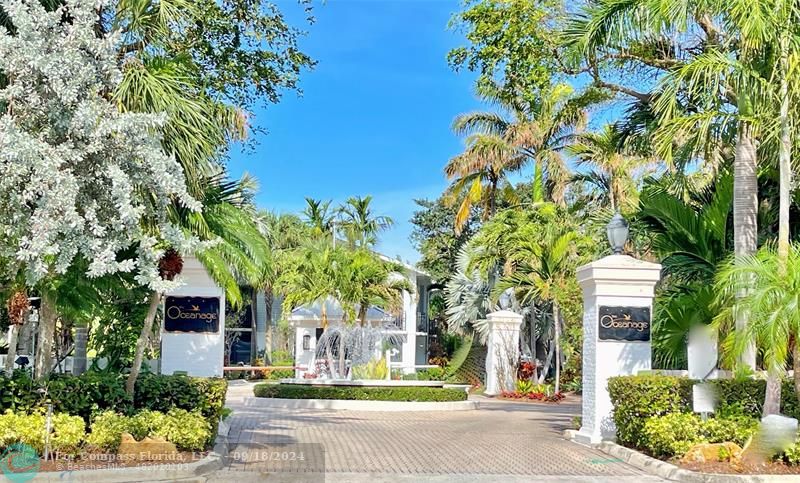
206;382;664;482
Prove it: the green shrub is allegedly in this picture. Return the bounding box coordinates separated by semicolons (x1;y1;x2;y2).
86;409;211;452
0;410;85;455
0;372;226;431
130;410;169;441
253;384;467;402
641;413;759;459
150;409;211;452
416;367;446;381
642;413;703;458
86;411;132;451
607;375;693;448
270;351;293;365
781;440;800;465
264;368;294;380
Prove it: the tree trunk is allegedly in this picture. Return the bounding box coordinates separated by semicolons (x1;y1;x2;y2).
34;292;57;379
734;123;758;370
538;324;555;384
487;175;498;219
126;291;161;395
530;301;537;381
5;324;20;376
609;175;618;212
553;301;561;395
264;288;274;365
794;340;800;398
72;326;88;376
764;373;782;417
358;304;368;327
777;29;792;265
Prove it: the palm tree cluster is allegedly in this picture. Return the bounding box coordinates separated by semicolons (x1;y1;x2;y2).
427;0;800;407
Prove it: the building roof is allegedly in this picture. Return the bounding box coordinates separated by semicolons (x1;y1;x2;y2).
290;298;395;322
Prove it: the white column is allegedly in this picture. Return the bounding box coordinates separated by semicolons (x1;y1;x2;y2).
484;310;523;396
293;320;316;379
576;254;661;444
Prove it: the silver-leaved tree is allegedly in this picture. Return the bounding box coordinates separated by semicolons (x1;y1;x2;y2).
0;0;201;378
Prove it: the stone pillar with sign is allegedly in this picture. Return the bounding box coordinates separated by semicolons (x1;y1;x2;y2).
160;256;226;377
575;254;661;444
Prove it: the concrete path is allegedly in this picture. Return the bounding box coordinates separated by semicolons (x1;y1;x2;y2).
204;382;665;482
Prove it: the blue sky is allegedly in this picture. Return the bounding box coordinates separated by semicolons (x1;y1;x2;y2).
226;0;482;264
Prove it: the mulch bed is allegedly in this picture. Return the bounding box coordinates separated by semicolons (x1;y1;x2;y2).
37;450;207;473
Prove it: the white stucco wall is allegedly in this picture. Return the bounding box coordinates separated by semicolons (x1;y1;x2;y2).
160;257;225;377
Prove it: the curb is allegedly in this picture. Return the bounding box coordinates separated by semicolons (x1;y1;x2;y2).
244;397;478;412
29;419;230;483
564;430;800;482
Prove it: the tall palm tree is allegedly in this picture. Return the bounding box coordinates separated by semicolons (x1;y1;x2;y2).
255;211;310;362
302;198;335;236
446;83;597;230
335;249;411;326
569;124;654;212
496;221;583;394
339;196;394;248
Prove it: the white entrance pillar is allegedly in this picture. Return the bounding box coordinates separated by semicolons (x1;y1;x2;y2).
484;310;523;396
576;255;661;444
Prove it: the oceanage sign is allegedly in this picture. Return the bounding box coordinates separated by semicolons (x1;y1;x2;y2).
598;306;650;342
164;296;220;333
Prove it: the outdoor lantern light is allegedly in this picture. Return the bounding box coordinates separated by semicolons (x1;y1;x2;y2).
606;212;629;255
302;334;311;351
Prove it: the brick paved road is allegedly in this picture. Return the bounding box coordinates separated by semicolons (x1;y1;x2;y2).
205;383;664;482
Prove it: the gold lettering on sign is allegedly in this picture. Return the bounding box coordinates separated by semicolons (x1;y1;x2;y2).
599;313;649;332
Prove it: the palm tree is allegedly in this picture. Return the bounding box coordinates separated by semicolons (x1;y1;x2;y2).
569;124;654;212
446;83;597;230
715;243;800;414
336;249;411;326
302;198;335;236
339;196;394;248
255;212;310;362
496;221;582;394
444;246;493;343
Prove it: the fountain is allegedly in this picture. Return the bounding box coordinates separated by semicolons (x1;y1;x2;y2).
283;323;450;388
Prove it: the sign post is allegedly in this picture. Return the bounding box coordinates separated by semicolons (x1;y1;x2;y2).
575;254;661;444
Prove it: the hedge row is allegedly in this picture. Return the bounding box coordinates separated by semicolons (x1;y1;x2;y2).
0;370;227;446
608;375;800;449
253;384;468;402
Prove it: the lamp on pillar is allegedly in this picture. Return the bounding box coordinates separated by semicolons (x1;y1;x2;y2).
606;212;629;254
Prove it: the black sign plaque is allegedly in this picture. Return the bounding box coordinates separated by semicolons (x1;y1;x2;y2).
164;296;220;333
598;306;650;341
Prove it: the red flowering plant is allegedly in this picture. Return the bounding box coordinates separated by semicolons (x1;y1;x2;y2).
517;361;536;381
500;379;564;403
